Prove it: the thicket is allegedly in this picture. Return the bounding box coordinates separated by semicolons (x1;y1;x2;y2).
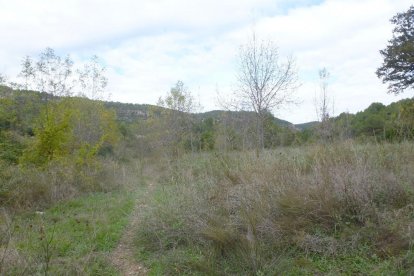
0;86;123;211
122;97;414;159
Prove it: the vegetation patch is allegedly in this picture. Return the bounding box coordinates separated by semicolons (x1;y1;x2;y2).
134;143;414;275
0;191;134;275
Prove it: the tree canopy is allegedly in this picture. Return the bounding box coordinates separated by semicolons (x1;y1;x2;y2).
376;5;414;94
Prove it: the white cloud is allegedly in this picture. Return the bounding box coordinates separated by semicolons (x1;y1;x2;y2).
243;0;413;122
0;0;412;123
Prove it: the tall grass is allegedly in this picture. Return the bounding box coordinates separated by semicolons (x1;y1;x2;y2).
0;157;142;210
135;142;414;274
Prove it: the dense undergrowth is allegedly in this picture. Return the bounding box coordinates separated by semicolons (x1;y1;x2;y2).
0;158;129;210
135;142;414;275
0;84;146;275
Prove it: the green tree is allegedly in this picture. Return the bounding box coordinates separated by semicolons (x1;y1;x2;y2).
376;6;414;94
351;103;386;139
196;117;215;151
0;98;15;131
21;101;73;165
333;112;354;140
396;99;414;139
21;98;119;166
68;98;119;162
0;98;24;163
156;81;199;155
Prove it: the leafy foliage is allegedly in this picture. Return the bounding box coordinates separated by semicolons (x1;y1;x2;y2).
377;5;414;94
21;98;119;166
22;102;73;165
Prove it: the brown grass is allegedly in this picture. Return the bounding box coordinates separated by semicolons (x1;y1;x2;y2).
135;141;414;274
0;157;137;211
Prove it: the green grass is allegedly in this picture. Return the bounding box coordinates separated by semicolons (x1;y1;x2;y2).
1;191;135;275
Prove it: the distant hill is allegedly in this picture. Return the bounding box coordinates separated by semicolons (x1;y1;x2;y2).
197;110;322;131
9;86;412;136
104;101;152;121
295;121;319;130
104;103;300;129
196;110;294;127
0;86;319;131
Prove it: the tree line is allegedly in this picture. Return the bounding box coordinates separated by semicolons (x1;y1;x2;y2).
0;5;413;166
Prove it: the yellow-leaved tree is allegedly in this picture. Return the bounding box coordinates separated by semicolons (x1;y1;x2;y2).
21;98;119;166
17;48;119;167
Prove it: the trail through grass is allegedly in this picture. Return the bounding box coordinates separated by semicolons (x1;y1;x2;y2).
111;180;154;276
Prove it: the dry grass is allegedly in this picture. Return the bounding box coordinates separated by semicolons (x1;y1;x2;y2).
0;157;141;211
135;142;414;274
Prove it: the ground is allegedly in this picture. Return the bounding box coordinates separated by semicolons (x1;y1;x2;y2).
110;182;155;276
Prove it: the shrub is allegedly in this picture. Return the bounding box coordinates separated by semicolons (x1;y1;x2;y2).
0;157;126;210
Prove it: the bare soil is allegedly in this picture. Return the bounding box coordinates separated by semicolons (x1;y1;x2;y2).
111;179;156;275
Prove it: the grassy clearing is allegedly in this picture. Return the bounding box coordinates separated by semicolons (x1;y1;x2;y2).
134;142;414;275
0;190;135;275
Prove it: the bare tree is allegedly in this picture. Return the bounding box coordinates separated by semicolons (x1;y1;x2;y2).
314;68;334;141
34;48;74;97
0;73;7;85
235;34;299;155
315;68;330;122
18;56;35;90
78;55;108;100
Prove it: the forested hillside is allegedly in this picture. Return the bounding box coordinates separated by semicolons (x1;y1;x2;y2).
3;84;414;166
2;81;414;169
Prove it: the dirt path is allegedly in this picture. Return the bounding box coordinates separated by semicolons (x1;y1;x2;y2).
111;180;155;276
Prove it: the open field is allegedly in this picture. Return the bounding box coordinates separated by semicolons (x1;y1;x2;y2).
1;4;413;273
2;141;414;275
133;142;414;275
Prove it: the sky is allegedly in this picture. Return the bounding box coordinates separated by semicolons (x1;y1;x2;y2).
0;0;412;124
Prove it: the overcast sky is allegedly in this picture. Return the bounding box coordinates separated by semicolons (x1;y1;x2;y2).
0;0;412;123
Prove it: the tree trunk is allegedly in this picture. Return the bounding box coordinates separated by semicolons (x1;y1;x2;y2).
256;115;264;158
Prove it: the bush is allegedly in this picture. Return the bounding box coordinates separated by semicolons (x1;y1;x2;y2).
0;131;25;164
0;157;126;210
